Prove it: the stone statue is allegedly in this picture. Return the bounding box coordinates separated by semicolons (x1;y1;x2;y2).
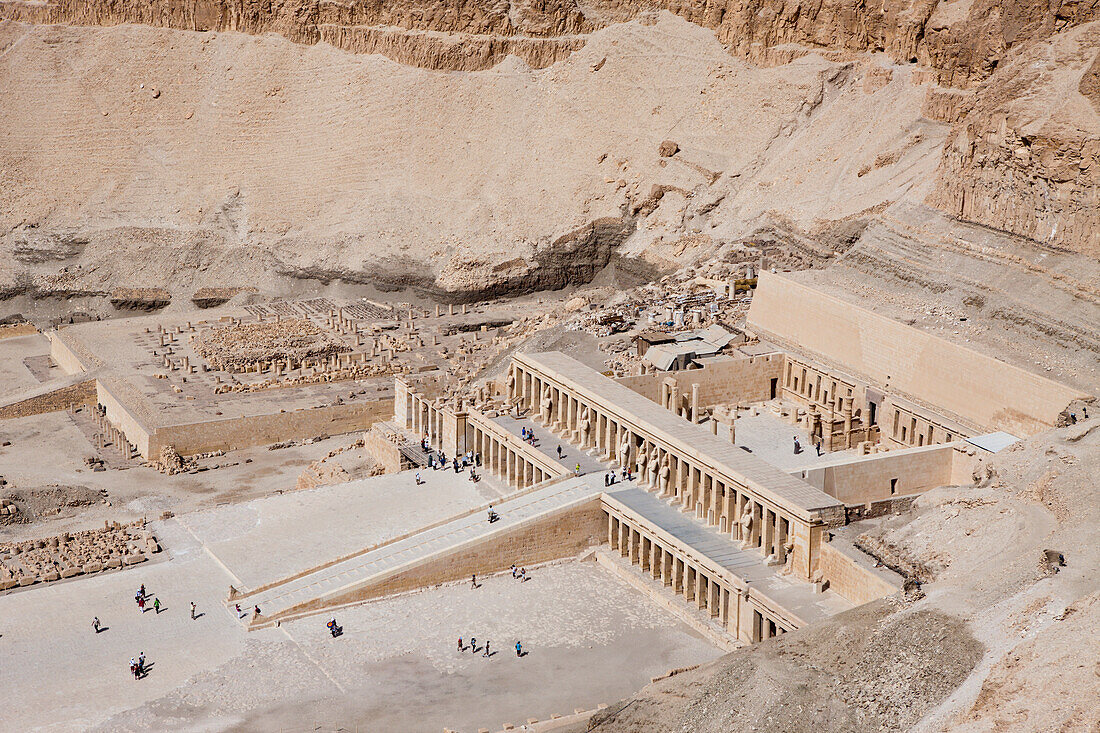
506;370;516;399
579;408;591;444
658;461;671;494
635;445;647;475
618;437;631;470
540;387;553;423
646;454;659;488
739;507;753;547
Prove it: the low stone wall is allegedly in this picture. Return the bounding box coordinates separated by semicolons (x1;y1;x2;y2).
818;540;901;606
275;496;605;620
362;425;409;474
0;322;37;340
0;380;97;419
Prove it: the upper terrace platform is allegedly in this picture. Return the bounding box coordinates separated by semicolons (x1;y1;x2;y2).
516;351;844;521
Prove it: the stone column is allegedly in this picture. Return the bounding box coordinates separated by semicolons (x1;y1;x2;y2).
628;528;639;564
608;514;617;548
661;550;671;586
696;571;706;610
690;383;700;423
672;557;683;594
650;540;660;579
618;519;627;558
719;587;730;628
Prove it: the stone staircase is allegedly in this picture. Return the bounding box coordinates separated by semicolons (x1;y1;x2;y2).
231;475;605;628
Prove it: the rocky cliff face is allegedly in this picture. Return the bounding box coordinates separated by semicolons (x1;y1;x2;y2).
0;0;1097;297
926;22;1100;259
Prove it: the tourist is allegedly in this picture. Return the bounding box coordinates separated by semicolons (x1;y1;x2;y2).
604;472;609;486
483;640;491;657
457;637;463;652
453;460;460;474
415;471;423;485
427;453;434;469
190;602;196;620
519;567;527;581
92;616;101;633
139;584;146;600
153;597;161;614
130;657;137;679
470;636;476;653
575;463;581;475
511;564;517;578
137;596;145;613
556;445;563;458
327;618;342;637
793;436;802;454
487;505;498;523
235;603;244;618
475;451;481;466
471;574;477;589
254;605;261;616
515;641;523;657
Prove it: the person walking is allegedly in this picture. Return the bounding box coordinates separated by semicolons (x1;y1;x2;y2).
235;603;244;618
471;574;477;589
415;471;423;485
483;640;491;657
515;641;523;657
153;598;160;614
556;445;563;459
254;605;261;616
575;463;581;476
93;617;101;633
511;564;517;579
137;596;145;613
457;637;463;652
470;636;477;653
130;657;137;679
190;602;196;620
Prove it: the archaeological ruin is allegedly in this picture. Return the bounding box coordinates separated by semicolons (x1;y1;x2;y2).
2;0;1099;730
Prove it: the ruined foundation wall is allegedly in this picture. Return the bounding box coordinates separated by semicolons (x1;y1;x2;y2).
818;540;902;606
748;272;1091;437
0;380;97;419
96;380;153;458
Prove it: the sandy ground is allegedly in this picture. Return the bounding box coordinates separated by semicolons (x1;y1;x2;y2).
0;468;722;732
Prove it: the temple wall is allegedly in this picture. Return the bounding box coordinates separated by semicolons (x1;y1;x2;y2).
748;271;1090;436
616;353;784;407
149;399;391;457
794;443;971;504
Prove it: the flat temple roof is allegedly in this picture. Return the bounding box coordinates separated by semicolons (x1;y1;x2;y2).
517;351;844;520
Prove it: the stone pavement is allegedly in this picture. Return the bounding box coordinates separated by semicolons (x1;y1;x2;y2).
236;474;606;624
492;411;608;476
734;410;857;471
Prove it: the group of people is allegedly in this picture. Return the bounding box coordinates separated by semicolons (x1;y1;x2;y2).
602;471;621;487
424;442;482;474
520;427;539;446
510;564;528;582
129;652;148;680
327;618;343;638
457;636;524;658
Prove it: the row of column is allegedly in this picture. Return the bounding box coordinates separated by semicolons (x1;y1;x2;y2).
607;513;788;643
469;421;553;491
511;363;802;573
409;392;443;450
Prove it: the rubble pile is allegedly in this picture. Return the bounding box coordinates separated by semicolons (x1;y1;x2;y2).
0;520;160;590
193;318;350;370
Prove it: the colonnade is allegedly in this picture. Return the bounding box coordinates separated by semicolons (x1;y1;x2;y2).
510;354;844;580
607;512;789;643
467;419;562;490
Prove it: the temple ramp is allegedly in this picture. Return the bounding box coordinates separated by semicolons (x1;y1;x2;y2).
239;476;606;628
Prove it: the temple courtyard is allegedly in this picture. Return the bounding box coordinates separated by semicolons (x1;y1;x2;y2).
0;468;721;732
